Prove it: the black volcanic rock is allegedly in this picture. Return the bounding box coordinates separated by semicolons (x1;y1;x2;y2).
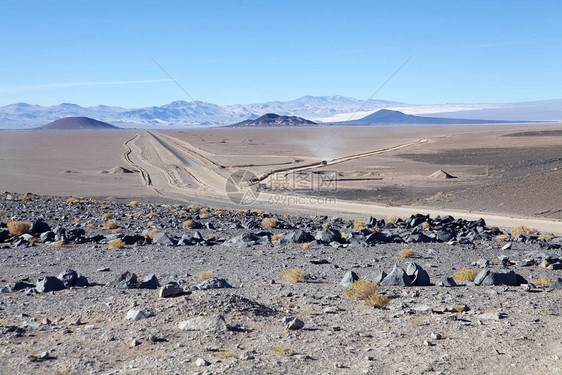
228;113;316;127
344;109;509;125
37;116;119;130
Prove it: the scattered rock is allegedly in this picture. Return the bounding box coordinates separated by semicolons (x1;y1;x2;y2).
125;309;154;321
282;317;304;330
339;271;359;288
36;276;65;293
159;282;184;298
380;265;412;287
178;315;228;332
195;277;232;290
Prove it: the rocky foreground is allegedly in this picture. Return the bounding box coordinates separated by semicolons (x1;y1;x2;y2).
0;192;561;374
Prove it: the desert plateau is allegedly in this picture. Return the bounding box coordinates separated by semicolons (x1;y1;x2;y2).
1;122;562;375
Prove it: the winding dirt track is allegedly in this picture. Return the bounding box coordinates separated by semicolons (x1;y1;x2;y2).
123;131;562;234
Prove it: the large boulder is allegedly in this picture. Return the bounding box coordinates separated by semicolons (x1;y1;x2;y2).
30;220;51;235
57;269;88;288
110;271;139;289
224;232;269;247
365;270;387;284
380;265;412;287
315;229;342;243
280;230;314;244
152;231;176;246
406;263;431;286
474;268;523;286
36;276;65;293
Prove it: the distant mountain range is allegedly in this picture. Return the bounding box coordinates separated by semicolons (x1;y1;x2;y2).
344;109;511;125
38;116;119;130
229;113;316;127
0;96;561;129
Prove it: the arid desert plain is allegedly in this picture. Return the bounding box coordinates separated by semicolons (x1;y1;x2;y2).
0;123;561;374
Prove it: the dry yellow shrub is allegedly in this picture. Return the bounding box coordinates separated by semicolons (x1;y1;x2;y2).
183;220;194;229
102;221;118;230
345;280;378;301
399;249;415;258
127;201;139;206
196;271;214;281
496;234;510;241
147;212;158;218
280;268;305;283
453;268;478;283
101;213;113;219
7;221;31;236
108;239;125;250
511;225;538;237
301;242;311;250
271;234;285;242
261;217;277;228
365;294;389;309
353;220;366;230
147;229;161;239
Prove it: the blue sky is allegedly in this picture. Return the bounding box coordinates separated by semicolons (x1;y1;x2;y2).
1;0;560;107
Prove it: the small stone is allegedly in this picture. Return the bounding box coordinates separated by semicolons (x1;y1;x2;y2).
130;339;141;347
178;315;228;332
195;358;210;367
125;309;154;321
424;340;434;346
159;283;184;298
501;243;512;250
430;332;443;340
282;317;304;330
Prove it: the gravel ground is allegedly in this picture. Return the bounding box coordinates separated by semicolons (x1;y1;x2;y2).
1;193;561;375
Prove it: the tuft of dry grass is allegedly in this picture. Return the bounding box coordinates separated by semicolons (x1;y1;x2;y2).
495;234;510;241
18;194;27;201
147;229;161;239
112;228;123;234
196;271;214;281
538;234;555;242
183;220;194;229
85;223;94;229
453;268;478;283
74;218;81;223
108;239;125;250
321;222;330;228
7;221;31;236
271;344;293;357
511;225;538;237
208;233;217;239
421;221;431;230
66;197;78;204
147;212;158;218
101;213;113;219
271;234;285;242
301;242;311;250
261;217;277;228
102;221;118;230
280;268;305;283
365;294;389;309
399;249;416;258
533;277;553;287
127;201;139;206
386;216;397;223
178;209;187;215
147;221;157;227
340;232;347;239
214;209;223;215
218;350;236;359
352;220;366;230
199;213;210;219
52;241;66;248
345;280;378;301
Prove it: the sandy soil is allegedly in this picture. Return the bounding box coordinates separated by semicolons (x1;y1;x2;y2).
0;124;561;234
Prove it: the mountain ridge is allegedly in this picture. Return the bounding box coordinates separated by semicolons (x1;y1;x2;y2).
0;96;560;129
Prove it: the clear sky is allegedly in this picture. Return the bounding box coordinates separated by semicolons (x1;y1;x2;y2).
1;0;560;107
